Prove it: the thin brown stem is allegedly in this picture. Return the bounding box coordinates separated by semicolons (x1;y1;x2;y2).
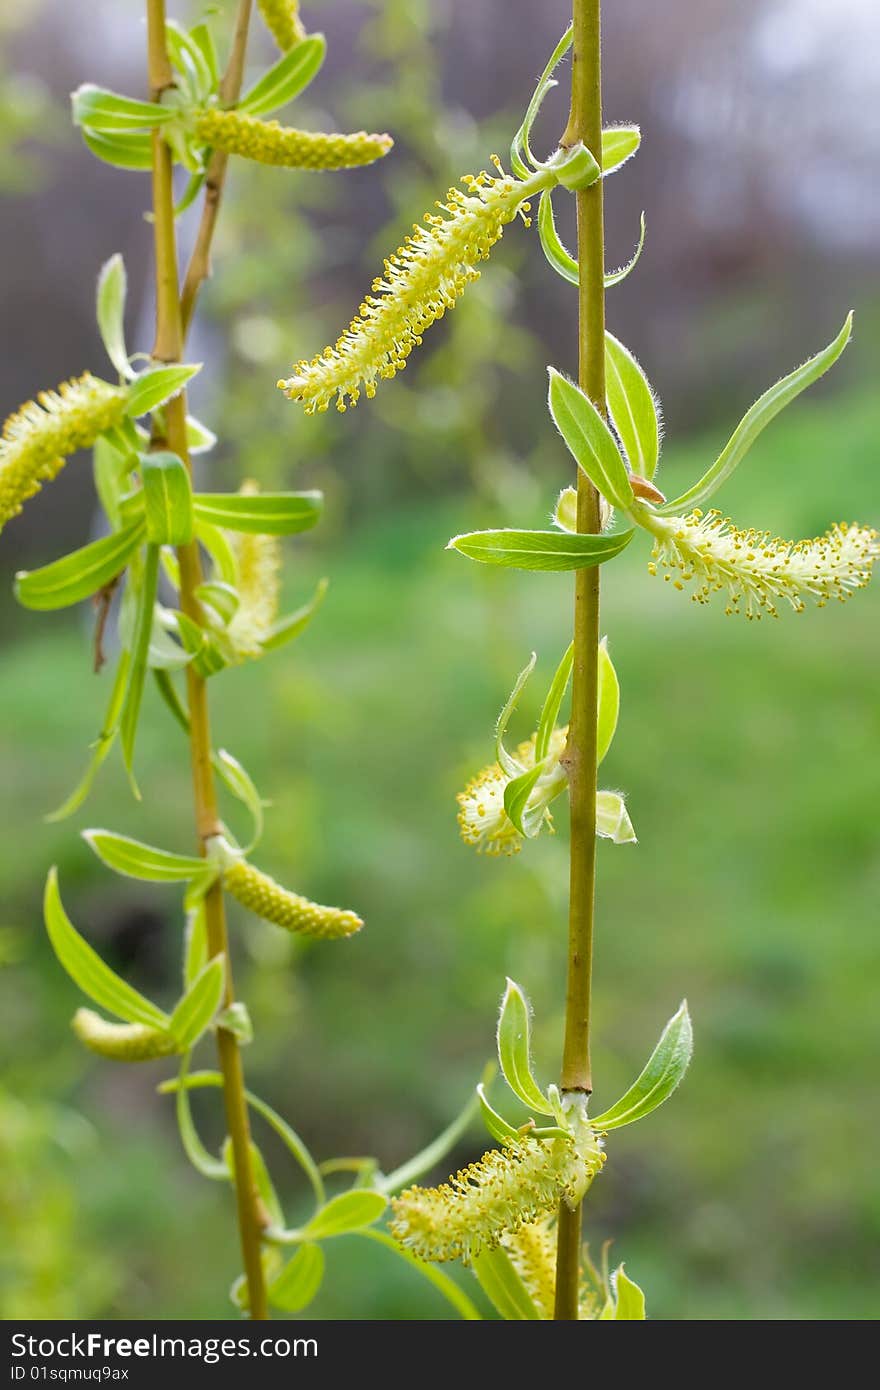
146;0;269;1320
180;0;253;337
554;0;605;1321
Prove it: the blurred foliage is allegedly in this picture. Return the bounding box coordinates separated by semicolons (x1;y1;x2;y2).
1;0;878;1322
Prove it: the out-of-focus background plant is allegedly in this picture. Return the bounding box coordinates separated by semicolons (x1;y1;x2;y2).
1;0;877;1319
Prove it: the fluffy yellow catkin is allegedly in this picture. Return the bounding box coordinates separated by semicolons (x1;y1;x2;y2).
193;109;392;172
457;728;568;856
223;859;363;940
278;168;537;414
257;0;306;50
389;1130;604;1264
0;373;127;532
501;1217;601;1319
72;1009;177;1062
227;483;281;660
647;509;880;619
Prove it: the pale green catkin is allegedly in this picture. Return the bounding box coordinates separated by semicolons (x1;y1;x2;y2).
223;858;363;940
72;1009;177;1062
257;0;307;51
193;109;392;172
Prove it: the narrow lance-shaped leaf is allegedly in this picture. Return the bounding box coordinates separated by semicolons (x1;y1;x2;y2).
141;451;194;545
192;490;323;535
44;868;170;1029
503;763;545;839
497;979;553;1115
538;189;645;289
239;34;327;117
83;829;207;883
15;520;144;612
548;367;635;510
494;652;536;774
448;527;633;572
380;1069;489;1195
535;642;574;762
471;1246;542;1321
605;332;661;481
96;253;132;380
602;124;641;173
475;1082;520;1146
172;1058;229;1181
298;1190;388;1241
510;23;572;176
169;956;225;1050
596;638;620;765
125;364;201;419
120;543;161;784
659;314;853;514
183;901;208;988
261;576;329;653
72;84;176;131
82;128;153;170
268;1243;325;1315
47;651;131;822
612;1265;647;1319
590;1001;692;1130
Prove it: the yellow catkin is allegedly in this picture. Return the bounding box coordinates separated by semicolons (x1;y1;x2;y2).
500;1215;603;1319
0;373;127;531
227;482;281;660
223;858;363;940
278;169;536;414
193;109;392;172
72;1008;177;1062
389;1130;604;1265
647;509;880;619
257;0;306;50
457;728;568;856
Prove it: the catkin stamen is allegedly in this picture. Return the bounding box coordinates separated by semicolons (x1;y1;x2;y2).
257;0;307;51
457;728;568;856
227;482;281;660
0;373;127;531
646;509;880;619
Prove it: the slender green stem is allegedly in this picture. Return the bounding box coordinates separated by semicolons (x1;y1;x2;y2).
554;0;605;1321
146;0;269;1320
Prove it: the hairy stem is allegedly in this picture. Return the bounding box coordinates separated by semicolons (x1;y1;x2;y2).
180;0;254;336
146;0;269;1320
555;0;605;1321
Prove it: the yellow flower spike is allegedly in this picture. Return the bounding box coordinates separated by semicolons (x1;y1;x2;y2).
227;482;281;661
257;0;307;51
0;373;127;532
192;109;392;172
72;1008;177;1062
500;1217;558;1318
223;857;363;940
457;728;568;856
389;1127;604;1265
278;165;550;414
643;508;880;619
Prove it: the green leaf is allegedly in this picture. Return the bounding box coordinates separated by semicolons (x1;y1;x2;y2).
503;763;544;838
262;577;329;652
604;212;646;288
72;84;174;131
125;364;201;419
15;520;143;612
93;435;130;531
44;868;169;1029
120;543;161;784
510;25;572;176
83;829;207;883
605;333;660;481
476;1082;520;1145
196;521;238;586
174;170;207;218
357;1229;482;1320
596;790;636;844
141;451;194;545
494;651;536;775
239;33;327;117
268;1243;325;1314
192;490;323;535
497;979;552;1115
471;1246;542;1321
47;651;131;822
166;21;215;105
172;1057;228;1181
169;956;225;1050
547;367;634;509
535;642;574;762
216;1001;253;1045
591;1001;692;1131
660;314;854;515
189;24;219;91
539;190;645;289
555;142;601;191
96;253;131;380
596;638;620;765
300;1190;387;1241
186;415;216;454
81;127;153;170
613;1265;647;1319
448;526;633;572
195;582;239;626
183;901;207;988
602;125;641;174
172;609;229;678
212;749;265;852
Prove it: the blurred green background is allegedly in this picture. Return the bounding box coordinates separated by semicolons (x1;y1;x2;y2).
1;0;878;1321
